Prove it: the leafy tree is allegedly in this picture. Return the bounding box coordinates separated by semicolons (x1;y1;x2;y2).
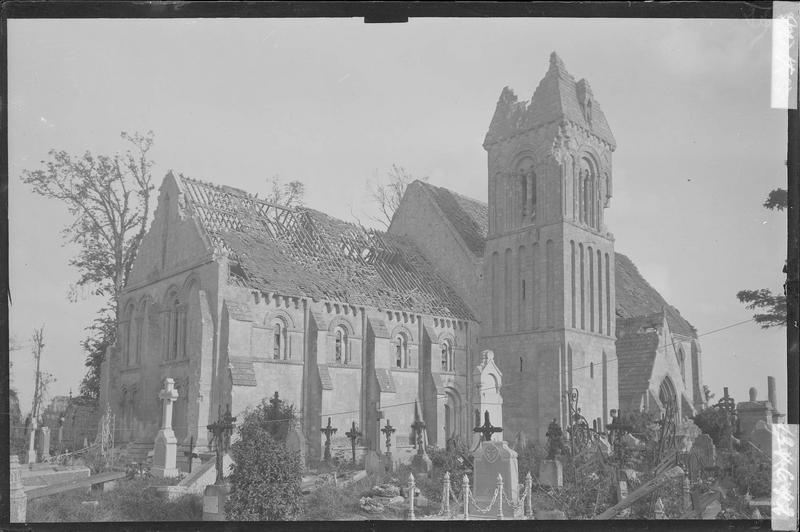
21;131;155;401
366;164;427;229
226;393;303;521
78;310;115;401
692;407;732;447
736;187;787;328
702;384;715;403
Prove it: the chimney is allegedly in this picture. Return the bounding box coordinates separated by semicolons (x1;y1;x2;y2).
768;376;778;411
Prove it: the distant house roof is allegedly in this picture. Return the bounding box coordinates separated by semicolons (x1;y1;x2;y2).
229;357;257;387
412;181;489;257
176;174;475;321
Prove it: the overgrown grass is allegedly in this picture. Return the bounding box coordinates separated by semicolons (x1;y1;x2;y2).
27;477;202;522
301;471;394;520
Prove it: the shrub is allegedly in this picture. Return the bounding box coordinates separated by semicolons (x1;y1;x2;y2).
226;395;303;521
692;408;733;447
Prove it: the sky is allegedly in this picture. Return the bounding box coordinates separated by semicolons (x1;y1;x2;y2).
7;17;788;419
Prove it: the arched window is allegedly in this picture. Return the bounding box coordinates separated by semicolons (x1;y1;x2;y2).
164;293;186;361
335;327;348;364
659;376;678;422
273;320;288;360
590;361;594;379
134;313;144;364
520;173;527;218
441;340;454;372
395;333;408;368
678;348;686;383
170;298;180;360
122;304;134;366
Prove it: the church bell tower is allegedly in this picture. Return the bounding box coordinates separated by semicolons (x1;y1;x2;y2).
480;52;619;442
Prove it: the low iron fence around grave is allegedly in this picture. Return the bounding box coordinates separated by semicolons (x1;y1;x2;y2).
408;471;535;520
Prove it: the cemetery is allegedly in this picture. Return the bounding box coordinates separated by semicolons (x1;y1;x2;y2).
11;371;779;522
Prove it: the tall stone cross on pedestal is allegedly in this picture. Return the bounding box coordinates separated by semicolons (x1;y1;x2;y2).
474;410;503;442
345;422;361;464
321;417;338;463
152;377;180;478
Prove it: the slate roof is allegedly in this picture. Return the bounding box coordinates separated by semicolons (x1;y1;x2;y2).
375;368;397;393
318;365;334;390
410;179;698;338
368;318;391;339
229;357;257;387
615;331;659;411
413;181;489;257
484;52;616;149
177;174;475;321
614;253;696;338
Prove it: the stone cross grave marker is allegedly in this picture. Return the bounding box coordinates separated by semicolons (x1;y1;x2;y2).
153;377;180;478
474;411;503;442
345;421;361;464
321;417;338;463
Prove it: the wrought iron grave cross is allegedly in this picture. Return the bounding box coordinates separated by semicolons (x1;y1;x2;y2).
474;410;503;442
207;404;237;485
321;417;338;462
344;421;361;464
381;419;396;454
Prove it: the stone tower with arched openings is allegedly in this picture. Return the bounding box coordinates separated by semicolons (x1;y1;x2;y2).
481;52;619;442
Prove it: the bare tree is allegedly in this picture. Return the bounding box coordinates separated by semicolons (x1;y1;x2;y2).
366;164;427;230
261;174;306;208
29;327;55;422
22;131;156;399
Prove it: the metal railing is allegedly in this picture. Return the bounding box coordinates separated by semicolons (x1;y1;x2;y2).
412;471;534;520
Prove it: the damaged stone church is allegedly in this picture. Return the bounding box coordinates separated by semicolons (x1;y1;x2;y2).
100;53;706;468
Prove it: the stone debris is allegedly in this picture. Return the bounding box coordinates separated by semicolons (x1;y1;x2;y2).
359;496;385;514
370;484;401;498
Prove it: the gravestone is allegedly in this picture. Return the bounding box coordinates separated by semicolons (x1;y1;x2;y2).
538;459;563;487
37;427;51;460
27;419;38;465
749;421;772;458
152;378;180;478
690;434;716;469
676;419;701;452
365;450;382;475
471;440;522;517
737;387;773;439
10;456;26;522
286;421;307;469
